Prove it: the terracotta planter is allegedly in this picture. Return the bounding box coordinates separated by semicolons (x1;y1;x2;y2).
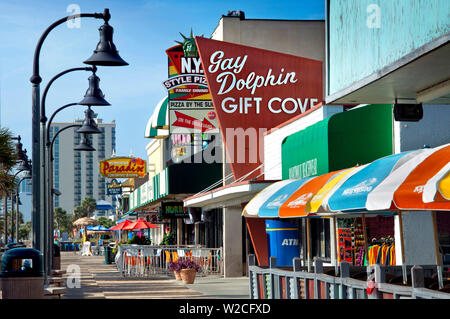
174;271;182;280
180;268;197;284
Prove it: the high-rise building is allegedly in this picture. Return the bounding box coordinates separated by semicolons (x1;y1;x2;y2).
49;115;116;216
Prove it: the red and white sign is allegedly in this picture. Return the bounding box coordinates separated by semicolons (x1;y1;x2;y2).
196;37;323;180
171;110;216;133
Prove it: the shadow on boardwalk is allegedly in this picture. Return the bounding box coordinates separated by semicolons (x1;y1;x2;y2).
60;251;249;299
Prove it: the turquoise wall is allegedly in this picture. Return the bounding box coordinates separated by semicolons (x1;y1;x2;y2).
327;0;450;96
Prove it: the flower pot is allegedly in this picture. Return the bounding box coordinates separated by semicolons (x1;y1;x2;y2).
180;268;196;284
174;271;182;280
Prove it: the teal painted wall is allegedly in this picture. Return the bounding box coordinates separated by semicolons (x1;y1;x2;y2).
327;0;450;96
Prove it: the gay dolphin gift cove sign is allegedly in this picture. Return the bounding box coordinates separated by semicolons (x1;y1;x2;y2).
195;37;323;180
99;157;147;178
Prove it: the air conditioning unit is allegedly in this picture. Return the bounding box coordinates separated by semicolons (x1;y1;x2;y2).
393;103;423;122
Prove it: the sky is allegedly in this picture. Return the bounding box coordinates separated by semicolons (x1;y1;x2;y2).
0;0;325;161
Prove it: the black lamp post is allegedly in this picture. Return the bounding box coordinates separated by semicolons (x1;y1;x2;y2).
83;14;129;67
42;66;110;276
3;136;29;244
13;165;32;243
45;110;100;273
30;8;127;266
46;124;81;273
11;149;31;244
74;133;97;151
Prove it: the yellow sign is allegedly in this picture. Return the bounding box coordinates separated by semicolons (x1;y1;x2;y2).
99;157;147;178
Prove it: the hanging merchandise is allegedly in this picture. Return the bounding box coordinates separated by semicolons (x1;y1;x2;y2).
337;217;394;267
352;221;366;266
368;237;396;266
337;219;353;264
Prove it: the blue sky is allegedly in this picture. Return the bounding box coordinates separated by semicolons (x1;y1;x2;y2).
0;0;324;160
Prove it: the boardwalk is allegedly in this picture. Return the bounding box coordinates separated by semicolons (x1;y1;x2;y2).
60;252;249;299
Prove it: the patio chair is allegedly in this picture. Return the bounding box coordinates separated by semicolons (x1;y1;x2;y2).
172;251;179;263
164;250;172;272
177;249;187;262
141;247;155;275
125;248;140;276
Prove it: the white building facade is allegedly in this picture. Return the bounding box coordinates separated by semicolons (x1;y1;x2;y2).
49;116;116;215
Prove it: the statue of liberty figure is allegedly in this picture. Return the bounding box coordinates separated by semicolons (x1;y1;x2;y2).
175;29;201;57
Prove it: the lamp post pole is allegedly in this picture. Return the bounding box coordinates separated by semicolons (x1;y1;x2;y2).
46;121;82;274
31;7;127;281
4;136;29;244
40;67;89;277
9;168;30;243
16;173;32;241
30;9;107;255
42;65;106;276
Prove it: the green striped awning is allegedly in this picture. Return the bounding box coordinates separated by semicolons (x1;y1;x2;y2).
145;96;169;138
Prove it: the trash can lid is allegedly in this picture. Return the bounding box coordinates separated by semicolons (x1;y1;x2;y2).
1;247;41;259
0;248;44;277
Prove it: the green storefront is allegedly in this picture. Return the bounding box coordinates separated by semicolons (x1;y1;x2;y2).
282;104;394;180
281;104;394;261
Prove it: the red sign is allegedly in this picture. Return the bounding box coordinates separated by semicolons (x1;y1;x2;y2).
99;157;147;178
172;111;216;133
196;37;323;180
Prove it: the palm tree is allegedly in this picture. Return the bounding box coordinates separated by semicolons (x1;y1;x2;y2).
0;128;16;170
72;205;88;221
54;207;67;230
81;196;97;218
18;221;31;241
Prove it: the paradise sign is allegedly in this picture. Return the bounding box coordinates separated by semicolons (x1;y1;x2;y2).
100;157;147;178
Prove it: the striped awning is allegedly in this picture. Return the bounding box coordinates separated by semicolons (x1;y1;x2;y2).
242;143;450;218
145;96;169;138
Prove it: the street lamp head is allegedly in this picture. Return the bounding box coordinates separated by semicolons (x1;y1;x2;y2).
17;159;32;172
15;136;27;162
23;169;32;179
52;188;62;197
83;20;128;66
78;71;111;106
76;106;102;134
74;133;96;152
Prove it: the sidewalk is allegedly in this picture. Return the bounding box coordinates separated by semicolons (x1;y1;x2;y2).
60;251;250;299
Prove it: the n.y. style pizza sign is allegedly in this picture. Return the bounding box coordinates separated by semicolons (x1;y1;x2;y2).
195;37;323;180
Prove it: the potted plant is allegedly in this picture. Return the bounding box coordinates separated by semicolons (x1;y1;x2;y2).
168;260;182;280
179;260;202;284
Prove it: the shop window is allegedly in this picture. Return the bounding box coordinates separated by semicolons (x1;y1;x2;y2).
336;216;395;267
311;218;331;260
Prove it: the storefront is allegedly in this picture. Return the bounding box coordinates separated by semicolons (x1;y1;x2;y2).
242;2;450;299
245;142;450;275
184;180;276;276
243;103;396;267
185;24;326;276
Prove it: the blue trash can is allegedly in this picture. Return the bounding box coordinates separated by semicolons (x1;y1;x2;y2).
266;220;300;267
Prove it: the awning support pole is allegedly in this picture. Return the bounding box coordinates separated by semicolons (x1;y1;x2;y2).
307;218;311;272
333;216;339;276
432;211;444;289
361;213;369;266
398;211;407;285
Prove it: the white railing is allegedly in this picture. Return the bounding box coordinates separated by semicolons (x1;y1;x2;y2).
116;245;223;278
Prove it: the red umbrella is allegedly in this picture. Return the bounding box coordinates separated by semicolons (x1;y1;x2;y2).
122;219;159;230
109;219;133;231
